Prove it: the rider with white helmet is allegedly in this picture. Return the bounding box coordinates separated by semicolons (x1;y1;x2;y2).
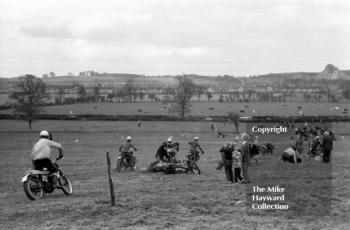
188;136;205;161
119;136;138;154
31;130;63;188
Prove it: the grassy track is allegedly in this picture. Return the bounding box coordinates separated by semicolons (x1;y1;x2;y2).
0;120;349;229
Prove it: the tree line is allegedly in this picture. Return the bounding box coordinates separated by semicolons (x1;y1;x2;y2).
8;74;350;130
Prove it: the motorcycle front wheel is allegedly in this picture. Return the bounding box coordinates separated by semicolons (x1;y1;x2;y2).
188;161;201;175
59;175;73;195
116;158;126;172
23;178;45;200
130;156;137;170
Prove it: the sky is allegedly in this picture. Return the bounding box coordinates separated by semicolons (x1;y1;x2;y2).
0;0;349;78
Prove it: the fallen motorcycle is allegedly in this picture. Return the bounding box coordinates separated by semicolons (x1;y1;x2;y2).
145;158;201;175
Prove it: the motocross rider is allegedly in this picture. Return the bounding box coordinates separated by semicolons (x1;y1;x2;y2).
188;136;204;161
155;137;179;162
31;130;63;188
119;136;137;162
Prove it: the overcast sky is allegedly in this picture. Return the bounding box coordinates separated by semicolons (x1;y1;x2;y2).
0;0;349;77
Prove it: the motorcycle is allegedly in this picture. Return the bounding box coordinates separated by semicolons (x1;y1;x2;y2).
21;158;73;200
186;151;201;162
116;148;137;172
259;143;275;155
146;158;201;175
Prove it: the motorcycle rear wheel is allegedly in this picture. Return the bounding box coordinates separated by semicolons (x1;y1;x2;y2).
23;178;45;200
59;175;73;195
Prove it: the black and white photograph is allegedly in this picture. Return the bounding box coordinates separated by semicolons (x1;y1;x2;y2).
0;0;349;229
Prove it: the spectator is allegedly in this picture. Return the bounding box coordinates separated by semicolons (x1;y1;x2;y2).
295;134;304;156
322;131;333;163
310;136;322;156
219;142;235;184
241;133;251;184
232;148;243;183
249;136;260;165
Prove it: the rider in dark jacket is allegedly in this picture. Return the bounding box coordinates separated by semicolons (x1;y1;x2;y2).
155;137;179;162
219;142;235;183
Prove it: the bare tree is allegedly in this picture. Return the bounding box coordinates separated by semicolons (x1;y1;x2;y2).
148;93;156;102
195;85;206;101
170;75;196;118
228;111;240;133
57;86;65;104
122;79;137;102
93;85;100;102
342;88;350;101
77;84;87;102
206;91;212;101
10;75;48;131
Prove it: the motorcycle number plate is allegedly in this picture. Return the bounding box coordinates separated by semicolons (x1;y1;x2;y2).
21;175;29;182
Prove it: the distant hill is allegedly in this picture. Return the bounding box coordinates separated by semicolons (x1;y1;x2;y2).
1;64;349;91
315;64;350;80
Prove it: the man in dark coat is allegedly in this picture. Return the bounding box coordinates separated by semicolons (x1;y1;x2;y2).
241;133;251;184
322;131;333;163
219;142;235;183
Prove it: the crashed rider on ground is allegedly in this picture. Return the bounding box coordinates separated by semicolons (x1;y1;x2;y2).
119;136;137;163
31;130;63;188
155;137;179;162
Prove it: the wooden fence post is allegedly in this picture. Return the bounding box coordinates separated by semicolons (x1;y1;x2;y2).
106;152;115;206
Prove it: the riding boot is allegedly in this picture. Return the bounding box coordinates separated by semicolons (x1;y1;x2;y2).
51;174;59;188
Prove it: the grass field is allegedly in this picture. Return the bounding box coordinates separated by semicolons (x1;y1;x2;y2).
2;101;350;117
0;120;349;229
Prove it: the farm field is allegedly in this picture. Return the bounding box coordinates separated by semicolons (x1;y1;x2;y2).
2;101;350;117
0;120;349;229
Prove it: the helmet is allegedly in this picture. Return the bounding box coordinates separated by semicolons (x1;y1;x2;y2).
194;136;199;140
40;130;49;137
241;133;249;141
167;137;173;142
324;131;329;136
126;136;132;141
315;136;320;139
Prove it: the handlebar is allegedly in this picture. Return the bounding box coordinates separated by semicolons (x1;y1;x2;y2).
54;157;62;163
